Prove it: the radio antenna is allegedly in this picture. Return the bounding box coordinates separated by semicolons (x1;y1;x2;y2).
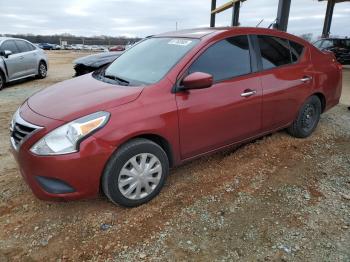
256;19;264;27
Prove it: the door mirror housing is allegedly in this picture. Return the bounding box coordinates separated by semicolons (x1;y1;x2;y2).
0;50;12;58
181;72;213;90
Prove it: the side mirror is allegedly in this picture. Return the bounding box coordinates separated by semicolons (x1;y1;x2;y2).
0;50;12;58
181;72;213;90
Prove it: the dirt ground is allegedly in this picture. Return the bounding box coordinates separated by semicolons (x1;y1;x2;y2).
0;51;349;261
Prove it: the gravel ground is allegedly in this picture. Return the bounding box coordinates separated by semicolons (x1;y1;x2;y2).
0;51;349;261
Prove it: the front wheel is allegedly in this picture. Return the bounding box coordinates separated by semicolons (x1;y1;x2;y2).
102;138;169;207
37;61;47;79
0;71;5;91
287;95;321;138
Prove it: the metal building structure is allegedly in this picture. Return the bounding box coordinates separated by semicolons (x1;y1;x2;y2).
321;0;350;37
210;0;350;38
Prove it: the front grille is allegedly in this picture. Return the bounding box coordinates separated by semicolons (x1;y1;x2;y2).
10;110;42;150
12;123;36;147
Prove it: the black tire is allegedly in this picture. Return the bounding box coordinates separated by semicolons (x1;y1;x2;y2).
287;95;322;138
102;138;169;207
0;71;5;91
37;61;47;79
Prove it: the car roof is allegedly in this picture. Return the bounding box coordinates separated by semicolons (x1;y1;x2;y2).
0;37;10;43
155;27;230;38
154;27;307;43
318;38;349;41
0;37;26;43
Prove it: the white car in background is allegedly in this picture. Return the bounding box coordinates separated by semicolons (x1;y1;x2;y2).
0;37;48;91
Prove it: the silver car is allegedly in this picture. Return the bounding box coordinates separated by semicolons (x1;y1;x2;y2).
0;37;48;91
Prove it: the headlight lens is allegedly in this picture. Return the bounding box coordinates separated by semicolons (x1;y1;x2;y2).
30;111;110;156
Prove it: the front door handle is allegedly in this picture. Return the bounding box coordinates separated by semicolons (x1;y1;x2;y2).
241;89;257;98
300;76;312;83
19;56;24;60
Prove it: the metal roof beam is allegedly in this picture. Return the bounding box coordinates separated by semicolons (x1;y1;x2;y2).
210;0;217;27
211;0;242;14
322;0;335;37
231;1;241;26
274;0;291;32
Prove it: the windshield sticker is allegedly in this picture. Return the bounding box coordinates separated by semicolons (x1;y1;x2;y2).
168;39;193;46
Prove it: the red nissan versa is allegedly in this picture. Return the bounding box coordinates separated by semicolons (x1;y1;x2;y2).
10;27;342;207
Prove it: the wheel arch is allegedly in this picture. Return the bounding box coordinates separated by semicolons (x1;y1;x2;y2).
39;59;47;67
312;92;326;113
0;68;5;79
122;134;174;168
99;133;174;196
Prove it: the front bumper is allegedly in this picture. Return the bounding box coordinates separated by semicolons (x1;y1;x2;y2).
10;103;113;201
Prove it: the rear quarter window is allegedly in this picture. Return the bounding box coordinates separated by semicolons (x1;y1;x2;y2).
257;35;291;70
15;40;34;53
289;40;304;62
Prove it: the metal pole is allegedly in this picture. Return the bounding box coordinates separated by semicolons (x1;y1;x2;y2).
275;0;291;31
210;0;217;27
231;1;240;26
322;0;335;38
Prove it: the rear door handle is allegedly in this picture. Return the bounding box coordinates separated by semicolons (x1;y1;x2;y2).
300;76;312;83
241;89;257;98
19;56;24;60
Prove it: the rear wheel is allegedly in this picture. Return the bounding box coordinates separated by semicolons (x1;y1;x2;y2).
0;71;4;91
287;95;321;138
37;61;47;79
102;138;169;207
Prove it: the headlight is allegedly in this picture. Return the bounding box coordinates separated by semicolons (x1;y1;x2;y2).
30;111;110;156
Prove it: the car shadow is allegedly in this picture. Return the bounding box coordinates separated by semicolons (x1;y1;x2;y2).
3;76;37;89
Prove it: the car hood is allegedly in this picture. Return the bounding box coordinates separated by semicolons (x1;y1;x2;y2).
27;73;144;122
73;51;123;67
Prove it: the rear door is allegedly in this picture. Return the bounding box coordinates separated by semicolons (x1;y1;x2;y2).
15;40;38;76
255;35;313;131
176;35;262;159
0;40;26;80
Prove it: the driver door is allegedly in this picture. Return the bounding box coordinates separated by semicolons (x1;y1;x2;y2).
175;35;262;159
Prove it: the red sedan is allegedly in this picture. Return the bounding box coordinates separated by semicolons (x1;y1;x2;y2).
10;27;342;207
109;45;125;52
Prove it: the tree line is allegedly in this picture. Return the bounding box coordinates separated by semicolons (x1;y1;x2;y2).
0;33;142;46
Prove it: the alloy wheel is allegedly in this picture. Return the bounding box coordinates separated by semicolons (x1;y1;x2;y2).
0;76;3;90
39;63;47;77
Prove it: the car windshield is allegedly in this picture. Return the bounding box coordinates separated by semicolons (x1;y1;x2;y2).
102;37;199;85
313;40;322;49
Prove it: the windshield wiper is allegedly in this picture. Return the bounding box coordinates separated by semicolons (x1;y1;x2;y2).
104;73;130;86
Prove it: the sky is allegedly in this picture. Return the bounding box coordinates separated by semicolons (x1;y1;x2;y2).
0;0;349;39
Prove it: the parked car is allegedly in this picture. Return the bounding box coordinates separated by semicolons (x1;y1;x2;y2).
52;44;62;50
0;37;48;90
313;38;350;65
10;27;342;207
109;45;125;51
37;43;55;50
73;51;123;76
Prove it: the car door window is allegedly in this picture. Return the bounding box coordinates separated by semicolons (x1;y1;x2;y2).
289;40;304;62
345;40;350;48
321;40;333;49
0;40;20;54
25;41;35;51
258;35;292;70
314;40;323;49
15;40;32;53
188;35;251;82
